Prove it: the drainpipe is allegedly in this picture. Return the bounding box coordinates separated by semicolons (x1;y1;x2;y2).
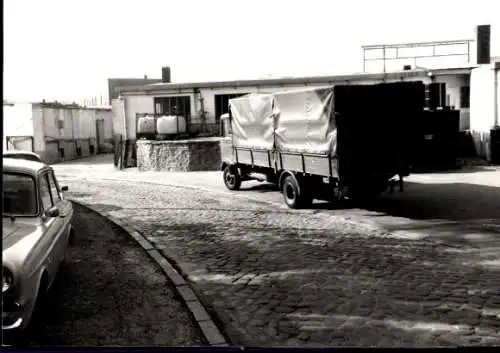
120;95;127;169
494;65;498;127
121;96;127;141
194;88;204;133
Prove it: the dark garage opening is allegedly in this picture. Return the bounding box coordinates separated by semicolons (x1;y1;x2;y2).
214;93;248;123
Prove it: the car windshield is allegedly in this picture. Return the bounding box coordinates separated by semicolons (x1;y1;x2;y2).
3;173;38;216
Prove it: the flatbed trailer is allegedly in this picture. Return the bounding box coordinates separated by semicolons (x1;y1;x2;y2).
221;81;425;208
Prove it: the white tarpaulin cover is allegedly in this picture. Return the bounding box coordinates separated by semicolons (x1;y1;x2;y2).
274;87;335;154
229;87;336;155
229;93;275;149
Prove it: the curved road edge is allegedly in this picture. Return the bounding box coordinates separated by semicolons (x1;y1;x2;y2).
68;199;229;347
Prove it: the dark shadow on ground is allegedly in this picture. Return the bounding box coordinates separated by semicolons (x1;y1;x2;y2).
359;182;500;223
411;165;499;174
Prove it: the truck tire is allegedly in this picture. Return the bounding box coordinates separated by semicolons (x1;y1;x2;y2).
223;166;241;190
282;175;312;209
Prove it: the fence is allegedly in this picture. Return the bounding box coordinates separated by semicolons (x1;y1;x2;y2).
135;113;222;140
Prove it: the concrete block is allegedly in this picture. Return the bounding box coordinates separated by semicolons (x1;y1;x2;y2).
136;138;222;172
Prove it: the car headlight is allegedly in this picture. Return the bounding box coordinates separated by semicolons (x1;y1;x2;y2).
2;266;14;293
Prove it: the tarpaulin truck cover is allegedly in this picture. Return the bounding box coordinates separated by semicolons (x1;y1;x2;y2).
229;93;275;150
229;86;336;154
229;82;424;178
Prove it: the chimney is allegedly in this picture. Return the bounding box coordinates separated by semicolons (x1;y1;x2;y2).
162;66;171;83
144;74;148;79
476;24;491;64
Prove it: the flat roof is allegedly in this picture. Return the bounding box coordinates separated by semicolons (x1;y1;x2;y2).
120;66;475;94
362;39;474;49
30;102;112;111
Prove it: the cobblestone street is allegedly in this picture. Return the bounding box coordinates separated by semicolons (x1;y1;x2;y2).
54;155;500;347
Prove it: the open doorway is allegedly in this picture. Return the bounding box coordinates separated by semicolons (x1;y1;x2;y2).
214;93;248;123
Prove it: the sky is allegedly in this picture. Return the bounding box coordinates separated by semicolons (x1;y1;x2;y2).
3;0;500;104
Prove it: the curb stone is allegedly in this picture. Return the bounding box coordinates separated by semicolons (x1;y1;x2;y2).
69;199;229;347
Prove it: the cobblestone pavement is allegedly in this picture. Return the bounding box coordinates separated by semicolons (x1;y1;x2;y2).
54;155;500;347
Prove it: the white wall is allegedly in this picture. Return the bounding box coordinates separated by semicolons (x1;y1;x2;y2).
470;66;496;132
112;98;125;137
32;107;45;152
40;107;112;140
75;109;92;139
123;96;155;139
433;74;469;110
469;64;499;159
41;108;65;139
101;109;114;140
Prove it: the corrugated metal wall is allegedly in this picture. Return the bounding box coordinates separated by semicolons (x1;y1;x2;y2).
35;105;114;163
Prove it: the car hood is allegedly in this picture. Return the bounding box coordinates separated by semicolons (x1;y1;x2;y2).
2;221;41;253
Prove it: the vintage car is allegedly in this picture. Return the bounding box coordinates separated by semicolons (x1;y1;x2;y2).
3;150;43;163
2;158;74;334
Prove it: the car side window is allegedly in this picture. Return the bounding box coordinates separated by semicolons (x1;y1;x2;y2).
39;173;54;212
48;172;61;202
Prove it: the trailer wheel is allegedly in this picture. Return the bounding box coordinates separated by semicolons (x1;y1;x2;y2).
282;175;311;209
223;166;241;190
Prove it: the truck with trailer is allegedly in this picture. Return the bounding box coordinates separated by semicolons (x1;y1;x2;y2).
220;81;425;209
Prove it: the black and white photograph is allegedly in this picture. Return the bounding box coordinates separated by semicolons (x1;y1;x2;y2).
2;0;500;348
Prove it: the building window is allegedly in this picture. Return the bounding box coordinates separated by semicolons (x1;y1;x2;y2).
214;93;249;123
460;86;470;108
154;96;191;120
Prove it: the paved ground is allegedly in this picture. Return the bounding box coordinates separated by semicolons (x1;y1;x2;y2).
53;154;500;347
18;203;205;347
